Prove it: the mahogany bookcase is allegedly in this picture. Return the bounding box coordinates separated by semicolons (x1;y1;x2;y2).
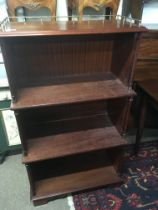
0;17;146;205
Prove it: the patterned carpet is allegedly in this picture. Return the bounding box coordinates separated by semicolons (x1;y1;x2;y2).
73;142;158;210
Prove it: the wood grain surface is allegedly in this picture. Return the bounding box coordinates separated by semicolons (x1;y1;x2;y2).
12;76;134;110
34;166;120;199
0;19;146;37
23;124;127;163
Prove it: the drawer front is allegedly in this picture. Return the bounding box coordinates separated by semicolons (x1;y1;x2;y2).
135;59;158;81
138;39;158;58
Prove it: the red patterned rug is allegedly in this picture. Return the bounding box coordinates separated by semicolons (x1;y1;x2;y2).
73;142;158;210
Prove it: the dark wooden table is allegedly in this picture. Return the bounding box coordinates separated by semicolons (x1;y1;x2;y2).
134;79;158;154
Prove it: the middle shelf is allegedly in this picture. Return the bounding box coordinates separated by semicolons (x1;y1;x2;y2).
23;120;127;163
17;96;129;164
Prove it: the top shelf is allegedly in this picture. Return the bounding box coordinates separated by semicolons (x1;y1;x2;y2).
0;16;147;38
11;75;135;110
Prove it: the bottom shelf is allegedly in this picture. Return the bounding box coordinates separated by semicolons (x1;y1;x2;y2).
34;165;120;200
28;150;123;205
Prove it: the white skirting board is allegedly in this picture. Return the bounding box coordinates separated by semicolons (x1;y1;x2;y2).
2;110;21;146
67;196;75;210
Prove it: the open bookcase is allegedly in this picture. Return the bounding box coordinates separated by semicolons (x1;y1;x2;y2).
0;16;146;205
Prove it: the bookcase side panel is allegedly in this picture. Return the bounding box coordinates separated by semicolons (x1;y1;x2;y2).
0;40;18;101
111;33;141;87
107;97;133;135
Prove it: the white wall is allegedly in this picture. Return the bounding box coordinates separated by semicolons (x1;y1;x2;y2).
142;0;158;24
0;0;8;21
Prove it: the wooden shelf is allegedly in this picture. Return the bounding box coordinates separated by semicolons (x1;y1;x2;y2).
12;77;134;110
0;19;147;38
33;165;121;201
28;147;123;204
23;125;127;163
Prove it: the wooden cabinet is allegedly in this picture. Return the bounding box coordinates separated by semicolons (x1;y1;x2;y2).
134;30;158;82
0;18;146;205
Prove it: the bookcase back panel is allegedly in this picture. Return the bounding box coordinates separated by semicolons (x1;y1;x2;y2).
23;114;108;139
2;35;113;88
16;101;108;139
108;97;132;134
17;101;107;122
29;150;110;181
15;98;129;140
